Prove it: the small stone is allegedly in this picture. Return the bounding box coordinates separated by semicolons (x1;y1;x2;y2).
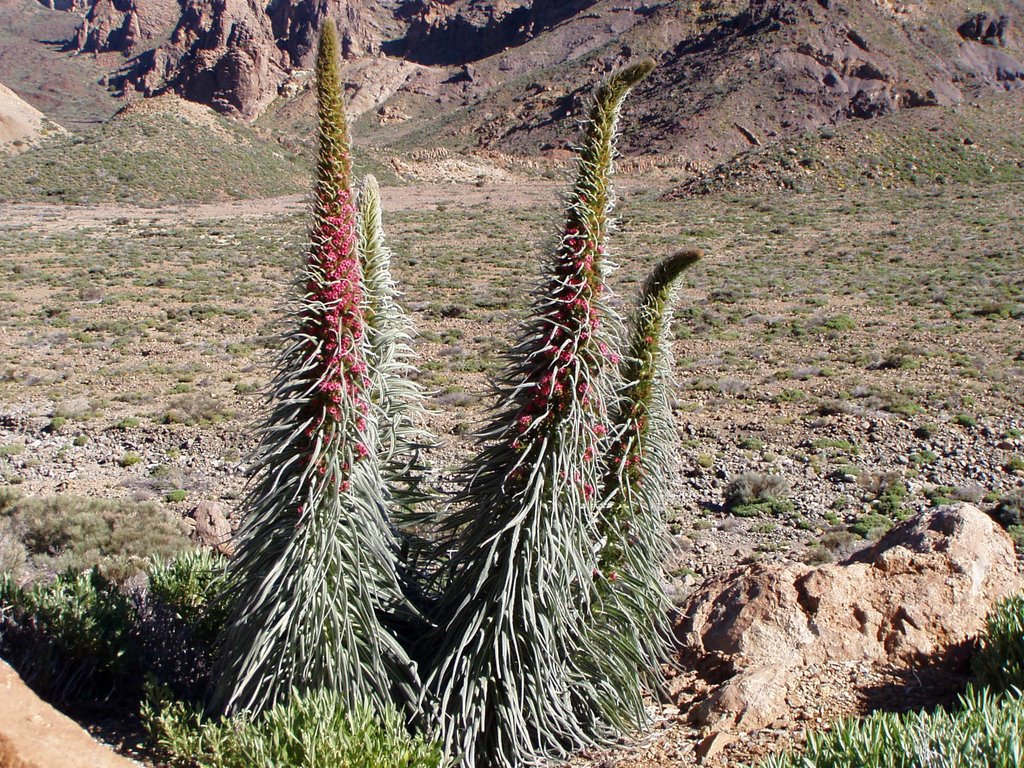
695;731;736;764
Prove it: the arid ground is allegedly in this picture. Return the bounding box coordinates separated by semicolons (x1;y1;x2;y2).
1;169;1021;765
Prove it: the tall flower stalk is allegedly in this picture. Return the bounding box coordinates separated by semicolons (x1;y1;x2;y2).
207;25;419;718
425;59;656;768
587;248;702;722
357;175;433;523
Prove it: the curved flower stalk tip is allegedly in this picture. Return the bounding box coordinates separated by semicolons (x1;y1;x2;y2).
425;60;655;768
207;25;420;719
589;249;702;711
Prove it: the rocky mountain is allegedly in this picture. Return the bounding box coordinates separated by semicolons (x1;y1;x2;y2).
12;0;1024;165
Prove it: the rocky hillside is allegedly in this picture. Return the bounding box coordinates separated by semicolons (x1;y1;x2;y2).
9;0;1024;166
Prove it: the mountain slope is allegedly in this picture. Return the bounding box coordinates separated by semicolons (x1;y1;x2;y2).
7;0;1024;171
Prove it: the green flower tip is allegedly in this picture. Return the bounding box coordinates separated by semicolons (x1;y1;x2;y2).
646;249;702;298
597;58;656;107
317;23;339;68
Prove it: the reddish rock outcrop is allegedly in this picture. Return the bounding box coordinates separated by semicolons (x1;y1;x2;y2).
677;503;1023;732
73;0;178;54
37;0;89;11
0;660;137;768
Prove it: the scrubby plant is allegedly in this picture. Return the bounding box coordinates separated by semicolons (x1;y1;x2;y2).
723;471;792;517
0;490;190;581
0;568;135;703
206;25;421;719
0;549;228;704
972;593;1024;693
989;487;1024;529
760;685;1024;768
144;685;443;768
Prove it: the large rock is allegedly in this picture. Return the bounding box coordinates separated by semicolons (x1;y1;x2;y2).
186;500;234;555
73;0;180;54
0;660;137;768
70;0;401;118
678;504;1023;732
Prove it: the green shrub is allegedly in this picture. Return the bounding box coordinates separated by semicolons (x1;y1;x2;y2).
724;472;792;516
864;472;909;520
0;492;190;580
143;686;443;768
760;686;1024;768
955;412;977;428
988;488;1024;550
849;513;894;539
0;550;226;704
0;569;135;703
120;451;142;467
146;550;228;648
972;593;1024;693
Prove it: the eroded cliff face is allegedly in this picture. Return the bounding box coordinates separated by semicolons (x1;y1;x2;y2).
396;0;599;65
65;0;400;117
73;0;179;54
45;0;1024;156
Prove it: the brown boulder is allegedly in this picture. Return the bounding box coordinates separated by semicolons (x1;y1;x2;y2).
678;504;1023;731
0;660;137;768
187;500;234;555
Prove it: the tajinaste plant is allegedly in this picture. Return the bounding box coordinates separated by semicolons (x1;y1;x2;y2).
586;248;701;726
357;174;433;529
207;25;419;718
424;59;663;768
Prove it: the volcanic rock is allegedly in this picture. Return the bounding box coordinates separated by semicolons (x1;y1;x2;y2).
187;500;234;555
0;659;137;768
678;503;1023;732
74;0;179;54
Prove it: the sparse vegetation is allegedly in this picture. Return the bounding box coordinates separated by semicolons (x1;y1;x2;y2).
143;686;443;768
0;490;190;581
724;472;793;517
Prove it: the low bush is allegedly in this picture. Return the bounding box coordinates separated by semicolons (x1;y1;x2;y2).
0;490;190;581
760;686;1023;768
724;472;792;516
0;569;135;703
142;685;443;768
987;488;1024;552
0;550;226;704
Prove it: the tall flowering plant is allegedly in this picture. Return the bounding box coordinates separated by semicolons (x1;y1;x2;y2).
585;248;702;728
357;175;433;527
208;27;701;768
207;25;419;718
422;59;695;768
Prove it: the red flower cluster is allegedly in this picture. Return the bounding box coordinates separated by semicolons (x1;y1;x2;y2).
507;223;617;500
305;190;371;427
